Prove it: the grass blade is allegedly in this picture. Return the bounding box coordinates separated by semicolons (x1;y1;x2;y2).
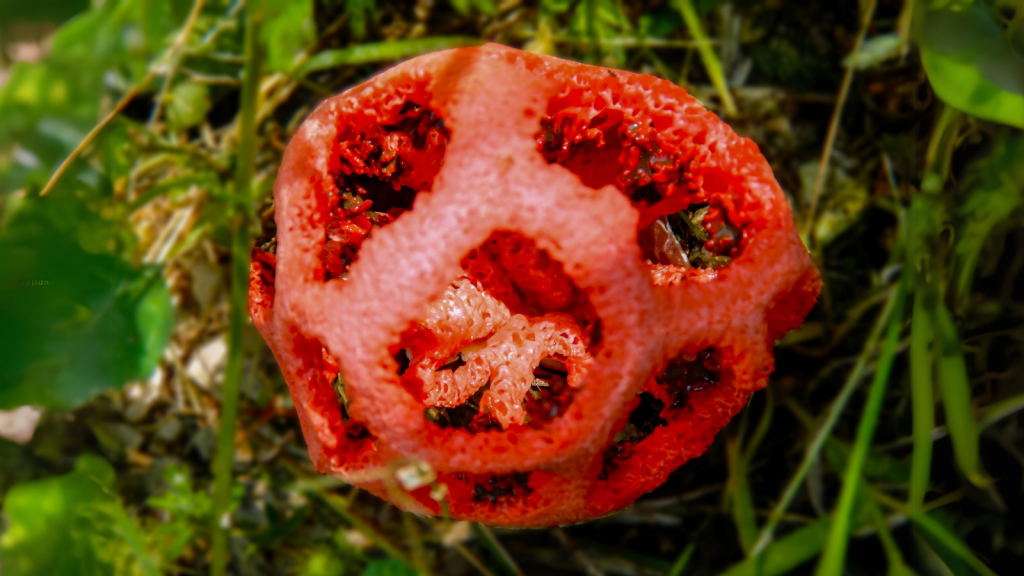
671;0;737;116
210;3;261;575
815;276;907;576
301;37;483;75
749;285;899;556
721;518;831;576
726;421;757;553
908;291;935;512
910;513;998;576
979;391;1024;427
870;502;917;576
472;523;524;576
667;542;696;576
932;302;990;487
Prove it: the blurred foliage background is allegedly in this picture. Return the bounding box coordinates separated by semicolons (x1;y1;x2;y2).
0;0;1022;575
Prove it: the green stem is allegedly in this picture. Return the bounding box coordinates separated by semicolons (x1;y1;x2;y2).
209;3;260;575
814;276;907;576
749;284;899;557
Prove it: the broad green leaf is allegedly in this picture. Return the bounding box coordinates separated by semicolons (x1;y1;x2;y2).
1010;8;1024;56
0;0;89;23
0;454;116;576
919;5;1024;128
302;37;484;75
262;0;316;72
0;194;173;410
166;82;212;130
0;0;167;192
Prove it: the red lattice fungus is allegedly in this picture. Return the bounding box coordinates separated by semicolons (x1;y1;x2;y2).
249;44;820;527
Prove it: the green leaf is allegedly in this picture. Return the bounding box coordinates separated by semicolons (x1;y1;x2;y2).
952;136;1024;306
541;0;575;15
345;0;378;39
0;196;173;410
301;548;348;576
932;301;990;487
0;454;117;576
800;162;869;246
166;82;212;130
844;34;903;69
919;5;1024;128
450;0;497;16
301;37;484;75
262;0;316;72
639;6;682;38
1009;8;1024;56
362;559;418;576
0;0;89;23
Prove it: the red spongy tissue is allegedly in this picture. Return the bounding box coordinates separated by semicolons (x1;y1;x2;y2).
249;44;820;527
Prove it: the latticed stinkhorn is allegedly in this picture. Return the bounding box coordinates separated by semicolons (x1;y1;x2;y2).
249;44;820;527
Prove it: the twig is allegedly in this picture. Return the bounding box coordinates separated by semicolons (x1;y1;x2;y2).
552;528;605;576
472;524;524;576
39;0;206;197
149;0;207;127
802;0;878;242
453;543;500;576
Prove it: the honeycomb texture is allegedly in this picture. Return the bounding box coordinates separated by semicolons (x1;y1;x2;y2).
249;44;820;526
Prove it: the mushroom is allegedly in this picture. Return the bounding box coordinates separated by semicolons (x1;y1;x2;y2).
249;44;819;527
